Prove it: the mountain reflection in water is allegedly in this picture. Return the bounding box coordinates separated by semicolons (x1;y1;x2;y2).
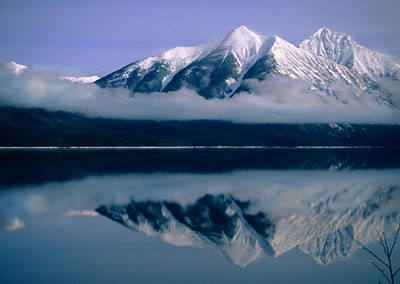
1;149;399;270
97;187;399;267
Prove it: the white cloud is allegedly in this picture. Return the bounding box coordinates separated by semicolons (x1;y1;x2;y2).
0;64;399;124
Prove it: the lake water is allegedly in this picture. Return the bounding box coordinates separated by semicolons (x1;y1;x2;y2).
1;149;399;283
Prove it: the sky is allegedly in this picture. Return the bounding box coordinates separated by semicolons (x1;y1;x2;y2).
0;0;399;76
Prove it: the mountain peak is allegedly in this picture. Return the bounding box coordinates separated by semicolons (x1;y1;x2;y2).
299;27;358;67
230;25;253;34
219;25;265;66
223;25;260;45
300;28;400;79
312;27;353;41
6;61;27;74
315;27;330;34
97;26;400;103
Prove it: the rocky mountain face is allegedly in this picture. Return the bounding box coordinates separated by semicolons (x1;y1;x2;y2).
96;26;400;105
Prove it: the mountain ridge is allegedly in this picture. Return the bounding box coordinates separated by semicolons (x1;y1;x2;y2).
96;26;400;105
300;27;400;80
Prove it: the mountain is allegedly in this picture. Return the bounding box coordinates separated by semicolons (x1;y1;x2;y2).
3;61;100;84
97;188;400;266
96;26;398;105
60;75;100;84
2;28;400;147
299;27;400;80
5;61;27;74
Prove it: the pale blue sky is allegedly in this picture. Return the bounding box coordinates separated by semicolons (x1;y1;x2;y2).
0;0;399;75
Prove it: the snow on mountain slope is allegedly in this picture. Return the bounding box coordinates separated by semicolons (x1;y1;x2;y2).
3;61;100;84
5;61;27;74
95;35;225;93
219;26;265;62
60;76;100;84
97;26;396;105
95;26;282;98
299;27;400;80
163;26;276;98
97;25;272;98
240;36;374;97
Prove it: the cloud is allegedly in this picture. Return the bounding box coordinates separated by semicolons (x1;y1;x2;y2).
0;64;399;124
377;77;400;107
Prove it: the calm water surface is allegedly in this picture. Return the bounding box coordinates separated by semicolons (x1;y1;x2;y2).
0;149;399;283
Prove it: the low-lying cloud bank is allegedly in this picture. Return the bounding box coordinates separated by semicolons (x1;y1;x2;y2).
0;64;399;124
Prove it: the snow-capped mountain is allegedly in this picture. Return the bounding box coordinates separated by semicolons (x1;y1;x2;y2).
97;188;400;267
3;61;99;84
60;75;100;84
96;26;398;105
4;61;27;74
299;27;400;80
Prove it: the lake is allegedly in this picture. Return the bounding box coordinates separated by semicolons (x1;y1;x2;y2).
1;149;399;283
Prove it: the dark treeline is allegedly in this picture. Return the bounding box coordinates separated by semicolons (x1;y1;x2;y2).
1;106;400;146
1;148;400;188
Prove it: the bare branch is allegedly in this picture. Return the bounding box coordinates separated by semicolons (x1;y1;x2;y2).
352;237;390;269
350;221;400;284
377;231;389;256
382;232;391;258
394;266;400;277
371;262;391;284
